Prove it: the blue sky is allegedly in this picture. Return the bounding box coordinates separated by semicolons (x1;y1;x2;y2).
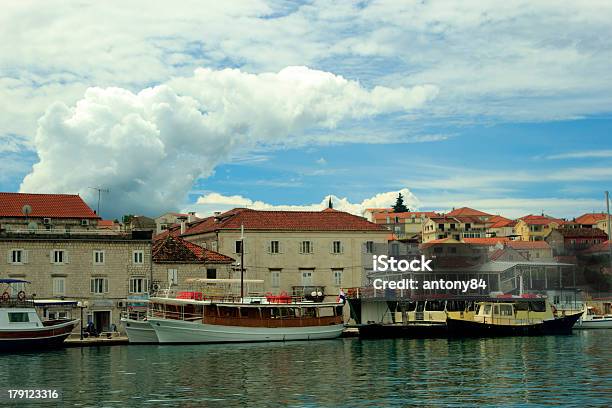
1;1;612;219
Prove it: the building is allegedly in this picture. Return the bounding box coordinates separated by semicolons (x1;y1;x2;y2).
370;210;438;240
505;240;554;261
0;192;101;231
486;215;517;238
152;235;234;292
422;215;488;242
0;228;152;333
546;227;608;255
160;207;389;300
446;207;492;221
155;212;199;234
575;212;611;233
514;214;565;242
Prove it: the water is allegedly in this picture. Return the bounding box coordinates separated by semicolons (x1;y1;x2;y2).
1;331;611;407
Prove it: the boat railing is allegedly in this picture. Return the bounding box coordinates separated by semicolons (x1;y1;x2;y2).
0;298;35;308
149;309;203;321
477;316;545;325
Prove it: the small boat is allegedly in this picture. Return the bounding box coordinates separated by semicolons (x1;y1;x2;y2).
121;302;159;344
0;279;79;351
144;279;345;344
446;299;583;337
574;306;612;329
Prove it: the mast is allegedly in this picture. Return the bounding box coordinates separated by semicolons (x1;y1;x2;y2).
240;223;245;301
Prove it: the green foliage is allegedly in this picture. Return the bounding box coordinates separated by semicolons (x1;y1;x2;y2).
392;193;409;213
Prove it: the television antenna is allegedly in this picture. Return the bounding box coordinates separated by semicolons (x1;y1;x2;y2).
89;187;110;216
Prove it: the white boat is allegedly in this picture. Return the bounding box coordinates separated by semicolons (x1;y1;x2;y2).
146;279;345;344
121;310;158;343
574;306;612;329
1;279;79;351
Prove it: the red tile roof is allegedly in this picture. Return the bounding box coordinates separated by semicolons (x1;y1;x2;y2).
506;240;551;250
463;237;510;246
446;207;491;217
153;235;234;264
518;214;565;225
575;213;608;225
182;208;387;236
97;220;116;229
556;227;608;238
486;215;516;229
373;211;438;222
0;192;100;219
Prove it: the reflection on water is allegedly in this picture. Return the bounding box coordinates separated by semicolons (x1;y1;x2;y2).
1;331;611;407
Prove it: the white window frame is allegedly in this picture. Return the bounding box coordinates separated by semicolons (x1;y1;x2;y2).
129;277;149;294
52;249;65;264
270;269;281;288
300;241;313;254
269;240;280;254
133;250;144;265
332;241;343;254
301;270;314;286
9;249;26;264
234;240;243;254
211;241;218;251
168;269;178;286
333;269;343;286
93;250;105;265
52;277;66;296
90;278;109;294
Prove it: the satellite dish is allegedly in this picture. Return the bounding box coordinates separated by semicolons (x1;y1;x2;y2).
22;204;32;216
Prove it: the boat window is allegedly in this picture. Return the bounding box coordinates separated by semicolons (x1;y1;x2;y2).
514;302;529;311
8;312;30;323
493;305;500;315
528;301;546;312
446;300;466;312
499;304;513;316
416;302;425;312
483;304;492;315
426;300;446;311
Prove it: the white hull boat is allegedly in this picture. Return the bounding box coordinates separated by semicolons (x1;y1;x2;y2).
574;307;612;329
121;317;158;343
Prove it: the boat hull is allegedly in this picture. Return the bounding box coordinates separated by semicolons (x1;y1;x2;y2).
447;312;583;337
0;319;79;352
358;322;447;339
121;318;159;343
574;317;612;329
148;317;345;344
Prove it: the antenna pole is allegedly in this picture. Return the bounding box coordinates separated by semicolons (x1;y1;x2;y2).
240;224;245;302
89;187;109;217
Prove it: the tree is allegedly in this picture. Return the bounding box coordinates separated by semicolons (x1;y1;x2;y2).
392;193;409;213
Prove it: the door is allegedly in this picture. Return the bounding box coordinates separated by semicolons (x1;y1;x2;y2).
94;311;111;332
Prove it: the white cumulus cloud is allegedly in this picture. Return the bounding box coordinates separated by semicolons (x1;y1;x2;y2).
19;67;436;217
188;188;420;217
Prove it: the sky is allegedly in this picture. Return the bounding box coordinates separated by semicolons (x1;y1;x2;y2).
1;1;611;220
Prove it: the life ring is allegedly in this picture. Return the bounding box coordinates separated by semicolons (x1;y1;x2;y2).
1;292;9;302
17;291;26;301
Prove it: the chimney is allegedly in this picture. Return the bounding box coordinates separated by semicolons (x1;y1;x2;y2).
188;211;196;223
177;215;188;235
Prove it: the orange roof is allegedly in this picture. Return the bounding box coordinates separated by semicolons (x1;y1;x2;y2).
463;237;510;246
518;214;565;225
373;211;438;221
446;207;491;217
97;220;116;229
182;208;387;236
506;240;551;250
575;213;608;225
153;235;234;264
0;192;100;219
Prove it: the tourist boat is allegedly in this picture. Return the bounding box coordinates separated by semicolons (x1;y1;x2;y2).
121;307;159;344
358;298;477;338
446;297;583;337
574;306;612;329
145;279;345;344
0;279;79;351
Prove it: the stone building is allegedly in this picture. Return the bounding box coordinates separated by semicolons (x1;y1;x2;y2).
0;228;152;333
158;207;389;300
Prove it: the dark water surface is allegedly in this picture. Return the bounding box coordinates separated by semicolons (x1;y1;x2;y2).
1;331;611;407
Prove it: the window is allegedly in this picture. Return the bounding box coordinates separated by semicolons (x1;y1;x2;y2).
93;250;105;265
434;247;443;253
270;268;281;288
465;223;471;230
48;311;68;320
300;241;313;254
332;269;343;286
129;277;149;294
10;249;25;264
365;241;374;253
10;282;26;296
81;219;89;226
332;241;342;254
301;270;314;286
438;224;445;231
206;268;217;279
211;241;218;251
133;250;144;265
269;240;280;254
8;312;29;323
235;240;243;254
168;269;178;286
90;278;109;294
391;243;399;256
52;250;65;264
52;277;65;296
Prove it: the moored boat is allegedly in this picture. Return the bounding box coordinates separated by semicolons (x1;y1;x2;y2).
446;299;583;337
146;279;345;344
574;306;612;329
121;308;158;344
0;279;79;351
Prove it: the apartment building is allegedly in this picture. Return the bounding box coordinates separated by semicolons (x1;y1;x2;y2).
514;214;565;241
161;207;389;299
422;215;488;242
575;212;610;233
370;210;438;240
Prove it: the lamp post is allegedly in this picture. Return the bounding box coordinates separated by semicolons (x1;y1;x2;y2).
78;301;89;340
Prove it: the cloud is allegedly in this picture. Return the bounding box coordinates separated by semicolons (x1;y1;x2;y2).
189;188;420;217
19;67;436;217
544;150;612;160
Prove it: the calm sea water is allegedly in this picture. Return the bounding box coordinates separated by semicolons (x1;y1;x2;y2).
1;331;611;407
